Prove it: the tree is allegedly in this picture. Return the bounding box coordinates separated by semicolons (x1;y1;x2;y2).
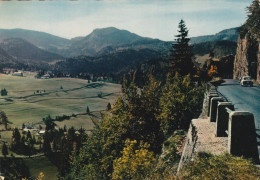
0;111;8;129
27;138;35;156
112;139;155;180
121;74;129;94
2;142;8;157
240;0;260;39
106;102;111;111
1;88;8;96
43;131;52;155
171;19;194;76
86;106;90;114
11;128;21;150
60;85;63;89
26;131;32;141
208;65;218;78
159;73;204;137
42;115;56;130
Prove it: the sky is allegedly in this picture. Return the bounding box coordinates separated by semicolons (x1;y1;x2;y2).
0;0;253;41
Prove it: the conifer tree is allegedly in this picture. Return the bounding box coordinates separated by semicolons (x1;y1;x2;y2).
240;0;260;39
107;102;111;111
246;0;260;38
171;19;194;76
86;106;90;114
0;111;8;130
2;142;8;157
11;128;21;149
43;131;52;155
26;131;32;141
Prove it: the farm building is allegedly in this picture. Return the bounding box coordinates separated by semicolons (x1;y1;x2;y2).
12;71;23;77
2;68;16;74
41;74;51;79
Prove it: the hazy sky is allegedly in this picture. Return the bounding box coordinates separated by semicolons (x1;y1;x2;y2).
0;0;252;41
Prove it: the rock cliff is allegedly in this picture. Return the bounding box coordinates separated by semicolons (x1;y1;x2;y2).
233;35;259;82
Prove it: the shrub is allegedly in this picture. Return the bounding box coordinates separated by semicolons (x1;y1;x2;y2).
112;139;156;180
178;152;260;180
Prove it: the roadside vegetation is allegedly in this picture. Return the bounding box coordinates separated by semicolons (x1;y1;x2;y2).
178;153;260;180
65;19;205;180
1;1;259;178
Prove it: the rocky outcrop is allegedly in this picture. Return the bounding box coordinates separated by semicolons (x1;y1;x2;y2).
233;35;259;82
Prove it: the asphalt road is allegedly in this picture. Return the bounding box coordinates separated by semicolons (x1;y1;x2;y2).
217;79;260;160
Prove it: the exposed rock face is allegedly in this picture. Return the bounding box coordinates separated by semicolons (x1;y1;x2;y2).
233;35;260;82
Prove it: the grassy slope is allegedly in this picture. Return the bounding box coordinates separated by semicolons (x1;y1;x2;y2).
0;72;121;129
23;156;58;180
0;72;121;179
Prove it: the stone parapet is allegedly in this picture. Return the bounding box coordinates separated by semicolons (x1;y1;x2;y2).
216;102;234;137
228;111;259;163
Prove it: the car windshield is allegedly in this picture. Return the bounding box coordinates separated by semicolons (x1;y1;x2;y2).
244;77;251;80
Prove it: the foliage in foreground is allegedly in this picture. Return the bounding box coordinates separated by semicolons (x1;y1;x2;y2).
68;73;204;179
112;139;155;180
178;153;260;180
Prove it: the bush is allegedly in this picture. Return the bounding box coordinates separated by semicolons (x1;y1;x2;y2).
178;153;260;180
97;92;103;98
112;139;155;180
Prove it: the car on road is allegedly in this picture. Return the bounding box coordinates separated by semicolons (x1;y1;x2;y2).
240;76;253;87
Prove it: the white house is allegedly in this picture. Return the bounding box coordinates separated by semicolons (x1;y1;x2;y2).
12;71;23;77
41;74;51;79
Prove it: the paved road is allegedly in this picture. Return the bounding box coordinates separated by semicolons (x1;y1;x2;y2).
217;79;260;159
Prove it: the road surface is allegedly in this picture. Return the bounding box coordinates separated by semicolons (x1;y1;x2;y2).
217;79;260;160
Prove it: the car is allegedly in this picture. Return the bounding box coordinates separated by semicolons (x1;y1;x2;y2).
240;76;253;87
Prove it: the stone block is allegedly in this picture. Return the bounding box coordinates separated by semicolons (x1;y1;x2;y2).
216;102;234;137
228;111;259;163
209;97;223;122
207;94;219;116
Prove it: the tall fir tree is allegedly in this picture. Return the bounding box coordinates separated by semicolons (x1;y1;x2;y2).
86;106;90;114
0;111;8;130
11;128;21;150
2;142;8;157
171;19;194;76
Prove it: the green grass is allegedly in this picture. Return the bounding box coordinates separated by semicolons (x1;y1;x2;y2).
178;153;260;180
23;156;58;180
0;72;121;128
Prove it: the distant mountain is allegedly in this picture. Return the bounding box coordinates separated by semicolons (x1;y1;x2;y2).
0;47;16;65
190;27;239;44
0;26;240;73
0;28;70;52
193;40;237;58
65;27;171;57
0;38;64;64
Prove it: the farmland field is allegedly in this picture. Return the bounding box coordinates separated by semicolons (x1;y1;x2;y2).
0;72;121;130
23;156;58;180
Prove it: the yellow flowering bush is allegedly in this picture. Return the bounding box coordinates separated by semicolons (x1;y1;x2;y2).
112;139;155;180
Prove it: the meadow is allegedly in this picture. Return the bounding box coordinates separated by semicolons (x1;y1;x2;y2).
0;72;121;178
0;72;121;130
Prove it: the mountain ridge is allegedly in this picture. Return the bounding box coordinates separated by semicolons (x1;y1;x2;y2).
190;27;239;44
0;26;239;73
0;38;64;64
